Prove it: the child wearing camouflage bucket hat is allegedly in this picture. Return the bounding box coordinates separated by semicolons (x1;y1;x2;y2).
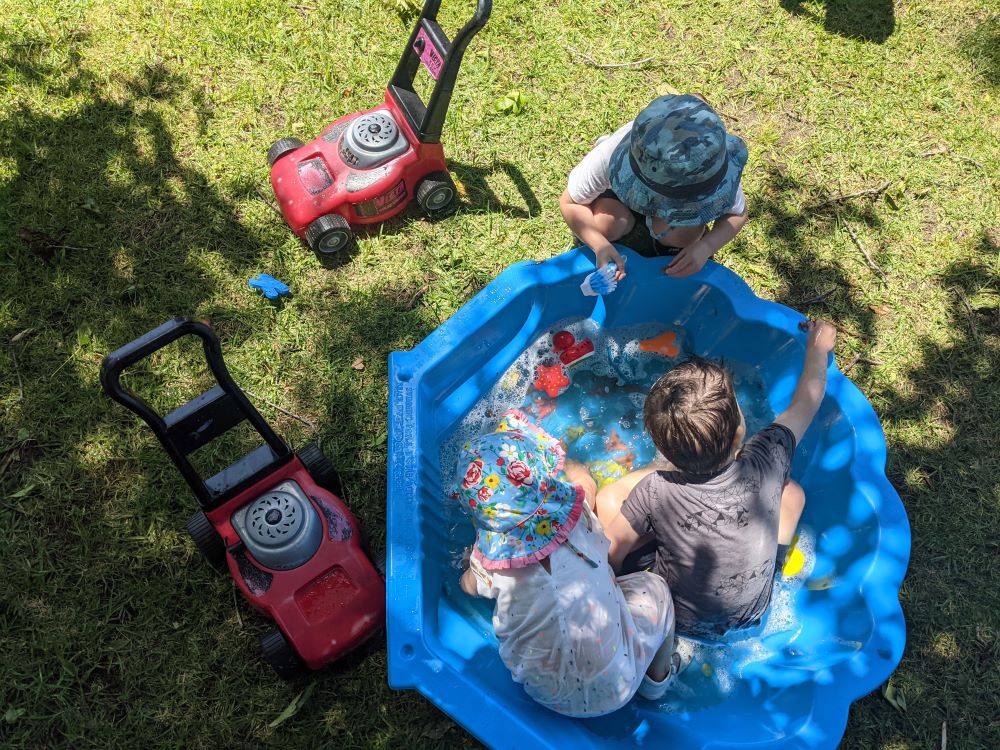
560;93;749;280
454;409;685;714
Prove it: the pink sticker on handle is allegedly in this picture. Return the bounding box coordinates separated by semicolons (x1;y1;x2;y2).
414;27;443;80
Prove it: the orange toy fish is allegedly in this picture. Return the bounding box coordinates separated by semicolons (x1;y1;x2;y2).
605;431;628;453
604;431;635;470
532;396;556;419
639;331;679;358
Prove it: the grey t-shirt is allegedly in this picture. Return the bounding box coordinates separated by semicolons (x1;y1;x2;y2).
620;423;796;637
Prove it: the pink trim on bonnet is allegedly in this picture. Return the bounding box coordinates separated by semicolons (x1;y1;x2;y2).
502;408;567;474
473;484;586;571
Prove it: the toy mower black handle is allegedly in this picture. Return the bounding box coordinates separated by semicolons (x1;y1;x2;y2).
101;317;217;402
450;0;492;49
389;0;492;143
101;317;291;508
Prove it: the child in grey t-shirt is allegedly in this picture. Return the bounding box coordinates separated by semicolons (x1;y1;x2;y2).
597;321;837;639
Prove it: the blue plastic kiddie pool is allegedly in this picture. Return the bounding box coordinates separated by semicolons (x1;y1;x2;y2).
387;246;910;749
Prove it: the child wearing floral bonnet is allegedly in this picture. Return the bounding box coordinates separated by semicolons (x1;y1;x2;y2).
455;409;684;715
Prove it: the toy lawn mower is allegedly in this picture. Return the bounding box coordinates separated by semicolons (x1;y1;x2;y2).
267;0;492;265
100;317;385;678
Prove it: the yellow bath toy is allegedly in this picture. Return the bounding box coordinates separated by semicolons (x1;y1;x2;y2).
781;532;805;576
500;370;521;389
782;547;806;577
588;460;627;489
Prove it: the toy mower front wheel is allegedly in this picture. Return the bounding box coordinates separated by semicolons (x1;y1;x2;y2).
416;172;456;215
298;443;343;497
185;512;226;568
267;137;304;167
305;214;353;264
260;628;307;679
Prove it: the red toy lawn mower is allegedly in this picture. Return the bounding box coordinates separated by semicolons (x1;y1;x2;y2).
268;0;492;265
100;317;385;678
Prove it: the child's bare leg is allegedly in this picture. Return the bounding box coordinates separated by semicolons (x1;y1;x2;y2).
563;459;598;509
588;197;635;242
646;625;676;682
778;479;806;545
596;461;672;526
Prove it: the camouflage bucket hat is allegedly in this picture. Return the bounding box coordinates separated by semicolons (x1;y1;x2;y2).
609;94;748;227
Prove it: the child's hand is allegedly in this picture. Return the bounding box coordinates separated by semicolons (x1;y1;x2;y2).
595;245;627;280
803;319;837;353
663;239;713;278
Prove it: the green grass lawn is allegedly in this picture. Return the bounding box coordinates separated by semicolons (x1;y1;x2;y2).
1;0;998;747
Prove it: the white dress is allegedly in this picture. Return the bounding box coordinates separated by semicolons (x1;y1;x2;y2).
470;505;675;717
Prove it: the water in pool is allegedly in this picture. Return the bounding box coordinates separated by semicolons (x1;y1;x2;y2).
441;319;817;712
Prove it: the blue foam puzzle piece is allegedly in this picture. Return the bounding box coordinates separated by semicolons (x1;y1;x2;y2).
248;273;290;300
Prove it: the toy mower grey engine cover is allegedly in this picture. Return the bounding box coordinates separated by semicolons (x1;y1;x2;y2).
340;111;409;169
232;480;323;570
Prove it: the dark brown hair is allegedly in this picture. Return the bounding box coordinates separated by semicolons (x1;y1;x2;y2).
643;356;740;475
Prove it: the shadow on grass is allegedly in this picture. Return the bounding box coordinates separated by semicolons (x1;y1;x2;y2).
0;35;458;749
296;159;540;264
449;159;542;218
780;0;895;43
842;235;1000;746
741;164;884;346
0;49;270;342
752;167;1000;746
960;13;1000;87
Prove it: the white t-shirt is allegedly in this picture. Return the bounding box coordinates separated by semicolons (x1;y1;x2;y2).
566;121;746;218
470;504;674;717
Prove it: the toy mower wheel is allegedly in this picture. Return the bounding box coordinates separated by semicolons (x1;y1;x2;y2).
416;172;456;215
267;137;304;167
185;511;226;568
298;443;343;497
260;628;307;679
305;214;353;262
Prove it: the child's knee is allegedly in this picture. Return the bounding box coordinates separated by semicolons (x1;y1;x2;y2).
595;484;623;524
591;198;635;240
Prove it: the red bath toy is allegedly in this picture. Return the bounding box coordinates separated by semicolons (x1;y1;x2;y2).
553;331;595;367
533;362;570;398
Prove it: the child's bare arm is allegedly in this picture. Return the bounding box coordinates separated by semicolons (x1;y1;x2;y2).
606;513;641;573
563;459;598;509
559;190;627;275
665;209;748;278
775;320;837;444
459;566;482;597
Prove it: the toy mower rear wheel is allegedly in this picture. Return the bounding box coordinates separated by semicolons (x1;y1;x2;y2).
267;137;304;167
185;511;226;568
260;628;307;679
305;214;353;264
416;172;456;215
298;443;343;497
